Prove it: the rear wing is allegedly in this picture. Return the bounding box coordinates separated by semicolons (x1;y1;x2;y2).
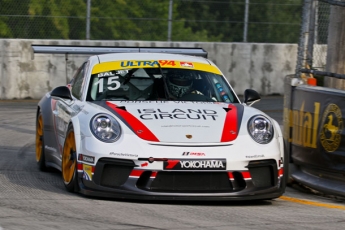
31;45;208;58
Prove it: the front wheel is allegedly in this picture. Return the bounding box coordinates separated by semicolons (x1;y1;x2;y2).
62;125;79;193
280;142;290;193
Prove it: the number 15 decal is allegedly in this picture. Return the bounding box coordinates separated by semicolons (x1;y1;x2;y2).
94;76;121;93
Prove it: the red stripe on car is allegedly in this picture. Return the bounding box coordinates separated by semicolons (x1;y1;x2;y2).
150;171;157;178
242;171;251;179
130;169;144;177
106;102;159;142
227;172;234;179
221;104;238;142
77;163;83;171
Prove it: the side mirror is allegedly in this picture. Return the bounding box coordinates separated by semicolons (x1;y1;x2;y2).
51;86;73;100
243;89;260;106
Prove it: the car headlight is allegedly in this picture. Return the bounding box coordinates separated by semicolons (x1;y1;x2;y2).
248;115;274;144
90;113;121;142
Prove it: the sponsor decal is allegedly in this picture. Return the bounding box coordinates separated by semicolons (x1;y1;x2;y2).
182;152;206;157
109;152;139;158
320;104;343;152
117;101;220;104
92;60;222;75
120;60;176;67
56;118;67;132
285;98;343;151
164;159;226;170
119;100;168;104
245;154;265;159
72;104;82;112
116;70;129;75
106;102;159;142
136;108;218;121
78;154;95;164
94;76;120;93
98;71;115;78
285;101;320;148
82;164;93;181
55;101;71;123
180;62;194;68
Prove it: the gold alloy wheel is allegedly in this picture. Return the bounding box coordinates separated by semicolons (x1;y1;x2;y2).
62;131;76;184
35;114;43;162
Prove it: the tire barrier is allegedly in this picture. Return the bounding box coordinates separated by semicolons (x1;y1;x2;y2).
284;74;345;197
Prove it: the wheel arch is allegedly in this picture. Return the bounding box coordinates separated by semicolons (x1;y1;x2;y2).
36;95;53;134
69;116;82;158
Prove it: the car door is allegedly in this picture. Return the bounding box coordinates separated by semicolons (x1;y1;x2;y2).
53;63;87;162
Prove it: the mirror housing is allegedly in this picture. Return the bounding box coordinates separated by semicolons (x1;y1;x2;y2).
50;86;73;100
243;89;260;106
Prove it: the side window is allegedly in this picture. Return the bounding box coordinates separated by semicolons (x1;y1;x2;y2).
71;63;86;99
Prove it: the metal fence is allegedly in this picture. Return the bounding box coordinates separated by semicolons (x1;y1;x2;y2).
296;0;345;74
0;0;302;43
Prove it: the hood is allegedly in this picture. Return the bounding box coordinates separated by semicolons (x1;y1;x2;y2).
98;101;244;143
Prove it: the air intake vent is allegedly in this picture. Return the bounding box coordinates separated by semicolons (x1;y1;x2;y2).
248;160;277;188
149;172;232;192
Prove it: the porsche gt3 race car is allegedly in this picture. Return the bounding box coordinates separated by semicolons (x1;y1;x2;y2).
33;45;286;201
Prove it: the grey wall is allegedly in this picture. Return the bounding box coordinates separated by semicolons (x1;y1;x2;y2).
0;39;298;99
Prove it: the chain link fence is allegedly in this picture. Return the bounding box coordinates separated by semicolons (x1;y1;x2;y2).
296;0;345;74
0;0;302;43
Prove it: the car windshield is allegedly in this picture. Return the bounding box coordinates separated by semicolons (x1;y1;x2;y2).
86;67;239;103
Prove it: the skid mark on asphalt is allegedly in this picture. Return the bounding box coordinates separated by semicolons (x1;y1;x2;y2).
280;196;345;210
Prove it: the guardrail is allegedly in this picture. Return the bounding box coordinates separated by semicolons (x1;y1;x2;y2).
300;69;345;80
284;73;345;197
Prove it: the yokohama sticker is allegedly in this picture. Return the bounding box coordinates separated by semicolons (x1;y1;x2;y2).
164;159;226;170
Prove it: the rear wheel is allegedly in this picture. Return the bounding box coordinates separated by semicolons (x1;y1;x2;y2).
62;125;79;193
36;112;47;171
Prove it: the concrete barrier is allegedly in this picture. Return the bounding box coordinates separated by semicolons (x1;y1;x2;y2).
0;39;298;99
284;74;345;197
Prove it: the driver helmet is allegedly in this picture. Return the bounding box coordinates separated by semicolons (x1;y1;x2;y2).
167;70;193;98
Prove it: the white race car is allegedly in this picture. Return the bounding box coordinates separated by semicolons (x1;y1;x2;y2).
34;45;286;201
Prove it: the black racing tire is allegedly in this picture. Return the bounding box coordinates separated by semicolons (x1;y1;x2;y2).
62;125;80;193
281;142;290;192
36;111;48;171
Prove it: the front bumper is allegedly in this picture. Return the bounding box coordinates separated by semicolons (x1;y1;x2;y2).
77;157;285;201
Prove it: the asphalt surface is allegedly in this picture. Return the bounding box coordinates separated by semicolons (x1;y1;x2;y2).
0;97;344;230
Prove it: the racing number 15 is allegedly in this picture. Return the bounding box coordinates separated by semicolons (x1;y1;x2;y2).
94;76;120;93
